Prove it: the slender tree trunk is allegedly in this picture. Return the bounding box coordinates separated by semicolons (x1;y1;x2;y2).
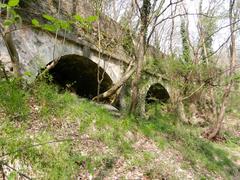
113;0;117;21
206;0;236;140
2;32;21;77
0;147;6;180
0;4;21;78
97;15;102;99
93;63;136;102
129;0;150;115
0;163;6;180
0;29;21;78
207;87;229;139
170;4;177;55
129;32;145;114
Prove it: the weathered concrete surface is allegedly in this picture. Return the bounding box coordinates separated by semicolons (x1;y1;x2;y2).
0;36;12;72
10;27;123;83
1;0;132;83
18;0;129;64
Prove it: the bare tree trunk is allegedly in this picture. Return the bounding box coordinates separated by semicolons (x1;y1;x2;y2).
0;163;6;180
207;87;229;139
113;0;117;20
129;0;150;115
38;0;65;81
97;15;103;99
206;0;236;140
4;33;21;76
0;3;21;78
177;101;189;123
92;64;136;102
0;147;6;180
129;32;145;114
0;29;21;78
170;3;177;55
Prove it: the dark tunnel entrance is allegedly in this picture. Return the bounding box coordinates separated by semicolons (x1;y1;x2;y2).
146;83;170;104
48;55;113;100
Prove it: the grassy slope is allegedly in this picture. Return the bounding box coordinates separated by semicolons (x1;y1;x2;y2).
0;80;239;179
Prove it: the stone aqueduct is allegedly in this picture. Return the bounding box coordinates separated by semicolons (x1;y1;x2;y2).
0;0;171;109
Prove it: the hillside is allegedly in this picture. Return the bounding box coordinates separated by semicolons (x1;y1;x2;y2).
0;80;239;179
1;0;240;179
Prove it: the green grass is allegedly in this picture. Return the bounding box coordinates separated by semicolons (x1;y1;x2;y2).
138;104;239;178
0;79;239;179
0;80;29;121
32;81;78;119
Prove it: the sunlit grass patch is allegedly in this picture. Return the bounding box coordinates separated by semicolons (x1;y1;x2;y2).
0;80;239;179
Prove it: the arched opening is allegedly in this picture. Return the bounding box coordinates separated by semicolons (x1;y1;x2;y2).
48;55;113;100
146;83;170;104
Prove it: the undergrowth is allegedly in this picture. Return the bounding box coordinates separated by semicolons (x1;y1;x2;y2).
0;79;239;179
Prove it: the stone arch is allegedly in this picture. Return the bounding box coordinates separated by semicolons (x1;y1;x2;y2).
139;78;171;113
145;83;170;104
47;54;113;100
13;28;122;83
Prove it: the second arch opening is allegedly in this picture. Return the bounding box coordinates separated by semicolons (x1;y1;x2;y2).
146;83;170;104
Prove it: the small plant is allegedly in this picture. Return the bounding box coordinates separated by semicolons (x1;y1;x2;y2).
0;0;21;28
32;14;72;32
32;14;98;33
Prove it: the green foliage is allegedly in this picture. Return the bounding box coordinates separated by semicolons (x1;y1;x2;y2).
73;15;98;30
0;79;29;120
8;0;20;7
145;56;219;99
0;0;21;28
1;0;97;34
224;131;240;146
32;14;98;33
226;79;240;116
0;0;20;7
0;120;80;179
31;18;40;27
122;31;135;56
137;110;239;177
7;172;17;180
32;81;77;119
35;14;72;32
30;140;78;179
0;120;33;160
